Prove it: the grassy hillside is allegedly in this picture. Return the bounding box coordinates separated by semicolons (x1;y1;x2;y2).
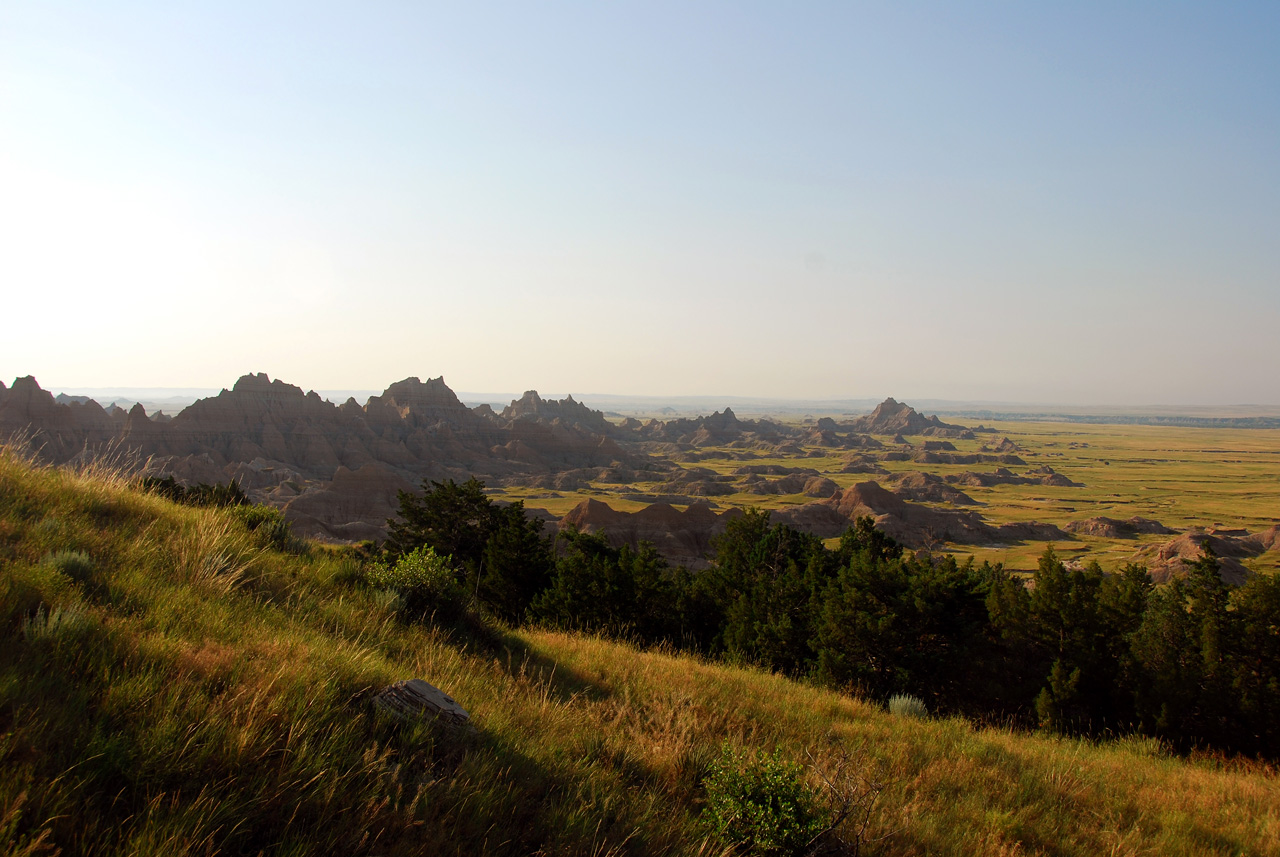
1;446;1277;856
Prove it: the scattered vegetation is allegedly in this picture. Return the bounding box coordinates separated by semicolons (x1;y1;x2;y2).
2;444;1279;855
387;480;1280;759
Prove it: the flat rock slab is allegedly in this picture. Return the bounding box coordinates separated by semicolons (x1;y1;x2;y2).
375;679;471;727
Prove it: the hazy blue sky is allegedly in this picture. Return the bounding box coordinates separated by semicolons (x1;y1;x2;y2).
2;2;1277;404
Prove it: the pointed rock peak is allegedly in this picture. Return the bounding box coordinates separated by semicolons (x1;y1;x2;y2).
5;377;57;410
721;407;736;419
869;397;909;417
11;376;45;393
561;497;625;528
683;501;721;523
231;373;305;398
380;376;464;410
232;372;273;392
501;389;578;422
128;403;147;418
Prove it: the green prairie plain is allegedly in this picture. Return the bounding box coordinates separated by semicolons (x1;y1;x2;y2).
497;419;1280;575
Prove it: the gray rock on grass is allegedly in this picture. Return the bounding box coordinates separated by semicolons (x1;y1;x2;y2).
375;679;472;728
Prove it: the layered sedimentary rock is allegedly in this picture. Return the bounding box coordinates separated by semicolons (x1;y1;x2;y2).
1;374;658;541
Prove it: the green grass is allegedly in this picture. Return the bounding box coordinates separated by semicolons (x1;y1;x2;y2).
488;420;1280;574
2;445;1279;855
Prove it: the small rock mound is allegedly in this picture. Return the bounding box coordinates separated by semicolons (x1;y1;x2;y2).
1064;517;1176;539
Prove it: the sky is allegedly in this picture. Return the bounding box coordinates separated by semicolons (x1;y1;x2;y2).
2;2;1278;405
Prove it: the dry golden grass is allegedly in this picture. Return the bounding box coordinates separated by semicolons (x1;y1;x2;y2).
3;444;1278;856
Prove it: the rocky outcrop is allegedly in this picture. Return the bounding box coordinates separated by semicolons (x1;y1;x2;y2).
887;472;980;505
285;464;417;542
995;521;1071;541
913;451;1027;466
1064;517;1176;539
632;408;792;447
846;398;973;438
500;391;615;434
374;679;472;730
742;474;839;497
2;374;665;542
812;481;1066;548
820;482;997;546
1132;528;1270;585
770;504;853;538
946;466;1079;488
560;499;743;568
1245;524;1280;553
0;376;122;460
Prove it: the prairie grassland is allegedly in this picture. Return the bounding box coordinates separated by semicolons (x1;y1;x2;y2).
911;421;1280;572
492;420;1280;574
3;446;1279;856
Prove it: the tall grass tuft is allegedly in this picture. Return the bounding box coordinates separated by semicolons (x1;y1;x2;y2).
20;605;88;641
41;550;96;583
887;693;929;719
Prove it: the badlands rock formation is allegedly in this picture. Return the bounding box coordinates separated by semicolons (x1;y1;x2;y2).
1132;526;1280;585
1;374;660;540
844;398;974;438
560;498;743;568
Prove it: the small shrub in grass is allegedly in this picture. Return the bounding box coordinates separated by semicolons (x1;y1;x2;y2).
701;745;829;857
41;550;96;584
365;546;465;620
887;694;928;719
232;504;306;554
22;604;88;641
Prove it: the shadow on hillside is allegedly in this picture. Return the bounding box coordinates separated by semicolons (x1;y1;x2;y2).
490;629;614;706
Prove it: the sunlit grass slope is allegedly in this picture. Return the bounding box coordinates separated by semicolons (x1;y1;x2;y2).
2;447;1277;856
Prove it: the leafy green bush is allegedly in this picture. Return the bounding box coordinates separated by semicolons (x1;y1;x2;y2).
232;504;305;553
887;694;928;719
701;745;829;856
365;545;465;620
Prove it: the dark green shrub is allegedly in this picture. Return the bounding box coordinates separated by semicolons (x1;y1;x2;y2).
232;504;305;553
139;476;249;507
702;745;829;856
